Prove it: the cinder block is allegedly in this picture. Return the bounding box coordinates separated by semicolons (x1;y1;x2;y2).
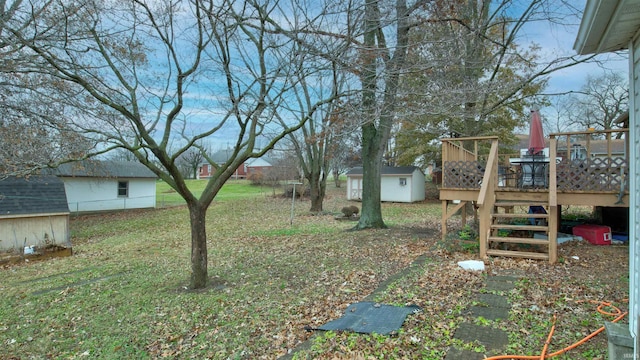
605;321;633;360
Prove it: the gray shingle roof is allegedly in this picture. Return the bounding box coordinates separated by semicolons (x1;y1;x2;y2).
346;166;421;176
0;176;69;216
52;160;157;179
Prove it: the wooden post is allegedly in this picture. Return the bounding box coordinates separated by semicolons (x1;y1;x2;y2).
548;205;558;263
548;138;558;263
441;200;448;240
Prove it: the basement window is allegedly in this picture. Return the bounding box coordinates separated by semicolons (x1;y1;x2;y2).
118;181;129;197
399;178;407;186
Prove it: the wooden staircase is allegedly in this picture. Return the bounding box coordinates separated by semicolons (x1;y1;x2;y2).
486;200;551;261
472;139;558;263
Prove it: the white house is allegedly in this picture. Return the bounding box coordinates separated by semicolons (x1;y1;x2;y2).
346;166;426;203
0;176;70;251
575;0;640;356
52;160;157;213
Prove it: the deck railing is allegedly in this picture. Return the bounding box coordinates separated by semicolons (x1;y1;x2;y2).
441;136;498;189
441;129;629;194
550;129;629;194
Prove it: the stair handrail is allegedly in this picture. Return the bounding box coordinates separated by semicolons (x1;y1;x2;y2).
477;139;498;260
477;139;499;206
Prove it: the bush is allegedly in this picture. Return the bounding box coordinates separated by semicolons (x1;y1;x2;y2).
341;205;359;217
247;171;264;185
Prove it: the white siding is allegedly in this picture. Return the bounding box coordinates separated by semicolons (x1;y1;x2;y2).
347;170;426;203
63;177;156;213
381;171;425;203
381;175;412;202
411;170;426;202
0;214;69;251
630;36;640;346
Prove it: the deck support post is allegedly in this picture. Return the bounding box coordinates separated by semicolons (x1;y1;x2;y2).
441;200;467;241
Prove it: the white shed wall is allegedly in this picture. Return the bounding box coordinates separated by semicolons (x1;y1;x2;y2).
411;170;426;202
347;170;425;203
381;176;412;202
63;177;156;213
0;214;69;251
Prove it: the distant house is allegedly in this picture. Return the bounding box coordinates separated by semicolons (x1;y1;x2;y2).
346;166;426;203
512;133;626;160
245;157;273;178
197;150;273;180
198;149;247;179
0;176;70;251
51;160;157;213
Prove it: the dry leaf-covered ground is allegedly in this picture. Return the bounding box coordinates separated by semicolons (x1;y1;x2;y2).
0;181;629;359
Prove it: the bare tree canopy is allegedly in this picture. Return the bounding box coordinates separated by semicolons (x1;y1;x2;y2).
6;0;343;288
391;0;603;167
0;0;96;176
566;72;628;132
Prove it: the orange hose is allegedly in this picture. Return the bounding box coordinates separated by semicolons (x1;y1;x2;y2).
484;301;627;360
539;314;556;360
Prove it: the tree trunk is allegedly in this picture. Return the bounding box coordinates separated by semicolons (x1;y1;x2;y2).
187;201;208;289
308;168;326;213
356;123;386;229
354;0;386;230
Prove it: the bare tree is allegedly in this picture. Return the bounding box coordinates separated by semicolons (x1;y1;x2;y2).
326;103;362;188
107;148;138;162
354;0;415;229
0;0;95;178
566;72;628;134
177;147;206;179
392;0;604;164
282;66;344;213
9;0;341;289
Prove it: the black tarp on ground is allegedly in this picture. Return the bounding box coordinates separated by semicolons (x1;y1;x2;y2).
317;302;421;335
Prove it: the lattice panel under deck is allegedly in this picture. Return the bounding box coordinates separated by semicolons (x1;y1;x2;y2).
556;157;629;192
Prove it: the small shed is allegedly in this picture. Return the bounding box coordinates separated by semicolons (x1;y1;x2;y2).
346;166;426;203
0;176;70;252
52;160;157;213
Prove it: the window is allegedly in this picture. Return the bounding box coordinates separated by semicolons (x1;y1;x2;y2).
118;181;129;197
399;178;407;186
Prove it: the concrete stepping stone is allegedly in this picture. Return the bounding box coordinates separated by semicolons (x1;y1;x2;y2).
465;293;512;320
484;276;518;292
476;293;510;309
466;305;510;321
453;322;509;350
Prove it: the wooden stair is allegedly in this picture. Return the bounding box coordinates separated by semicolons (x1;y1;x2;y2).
486;200;551;261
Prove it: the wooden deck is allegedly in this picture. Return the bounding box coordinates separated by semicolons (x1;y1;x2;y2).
439;129;629;263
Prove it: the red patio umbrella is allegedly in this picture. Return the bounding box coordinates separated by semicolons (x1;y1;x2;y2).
528;109;545;155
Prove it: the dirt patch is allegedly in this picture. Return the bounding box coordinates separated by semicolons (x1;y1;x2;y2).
0;244;72;267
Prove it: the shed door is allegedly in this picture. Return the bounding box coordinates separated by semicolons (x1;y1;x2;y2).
350;178;362;200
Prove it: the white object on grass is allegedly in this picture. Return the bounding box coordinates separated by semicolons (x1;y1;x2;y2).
457;260;485;271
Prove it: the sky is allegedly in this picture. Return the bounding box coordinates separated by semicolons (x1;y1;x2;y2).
97;0;628;155
518;0;629;131
529;17;628;95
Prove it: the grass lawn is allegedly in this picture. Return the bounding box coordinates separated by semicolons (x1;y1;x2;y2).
0;182;630;359
155;179;272;207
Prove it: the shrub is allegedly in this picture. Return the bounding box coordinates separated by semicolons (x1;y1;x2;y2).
341;205;359;217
